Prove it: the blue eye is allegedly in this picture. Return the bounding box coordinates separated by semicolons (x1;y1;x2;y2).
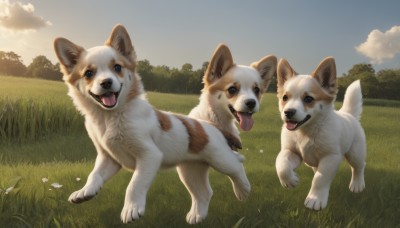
84;70;94;78
304;96;314;103
114;64;122;72
228;86;238;95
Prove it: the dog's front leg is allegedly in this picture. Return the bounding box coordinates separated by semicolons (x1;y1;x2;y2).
69;152;121;203
276;149;302;188
120;145;162;223
305;154;342;210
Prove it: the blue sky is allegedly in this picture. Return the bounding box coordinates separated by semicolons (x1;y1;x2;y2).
1;0;399;75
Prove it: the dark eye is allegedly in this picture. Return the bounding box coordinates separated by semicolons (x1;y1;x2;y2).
254;87;260;95
228;86;238;95
114;64;122;72
304;96;314;103
282;95;288;102
84;70;94;78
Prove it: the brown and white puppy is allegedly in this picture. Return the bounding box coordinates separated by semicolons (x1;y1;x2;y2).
275;57;366;210
54;24;250;224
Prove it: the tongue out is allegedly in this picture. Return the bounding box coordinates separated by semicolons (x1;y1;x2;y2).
101;93;117;107
237;112;254;131
286;121;298;131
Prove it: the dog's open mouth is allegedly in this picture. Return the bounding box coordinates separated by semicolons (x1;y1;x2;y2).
285;115;311;131
229;105;254;131
89;90;120;109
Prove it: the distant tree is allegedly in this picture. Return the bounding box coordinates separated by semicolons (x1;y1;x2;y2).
346;63;375;76
26;55;62;81
181;63;193;72
376;69;400;100
0;51;27;76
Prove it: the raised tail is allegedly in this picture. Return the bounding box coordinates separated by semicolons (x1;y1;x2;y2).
339;80;363;120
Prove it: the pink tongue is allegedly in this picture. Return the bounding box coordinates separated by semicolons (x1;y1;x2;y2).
286;121;298;130
101;93;117;107
237;112;254;131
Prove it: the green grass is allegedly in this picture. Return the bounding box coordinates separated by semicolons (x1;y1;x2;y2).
0;76;399;227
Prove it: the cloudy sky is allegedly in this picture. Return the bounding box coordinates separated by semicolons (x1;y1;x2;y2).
0;0;399;75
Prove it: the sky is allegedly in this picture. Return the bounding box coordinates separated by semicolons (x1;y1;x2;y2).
0;0;400;76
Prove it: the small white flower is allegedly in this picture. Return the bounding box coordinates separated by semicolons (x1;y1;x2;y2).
76;177;81;182
51;183;63;189
259;149;264;153
5;186;14;194
49;189;52;191
42;177;49;183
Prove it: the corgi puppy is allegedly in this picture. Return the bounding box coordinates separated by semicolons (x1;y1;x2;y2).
190;44;277;138
177;45;276;223
275;57;366;210
54;24;250;224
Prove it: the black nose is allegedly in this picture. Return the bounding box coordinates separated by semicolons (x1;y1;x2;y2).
100;79;113;89
284;109;296;119
245;99;256;109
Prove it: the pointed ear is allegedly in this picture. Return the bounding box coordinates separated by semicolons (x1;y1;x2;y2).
105;24;136;63
204;44;234;85
54;37;84;74
312;57;337;95
277;58;297;90
251;55;277;91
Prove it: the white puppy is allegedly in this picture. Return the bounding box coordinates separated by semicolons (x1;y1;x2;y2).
54;24;250;224
275;57;366;210
178;44;276;223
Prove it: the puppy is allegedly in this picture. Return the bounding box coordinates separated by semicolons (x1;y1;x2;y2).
177;45;276;223
275;57;366;210
54;24;250;224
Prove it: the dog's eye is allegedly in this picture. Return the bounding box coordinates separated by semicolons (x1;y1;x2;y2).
228;86;238;95
114;64;122;72
282;95;288;102
254;87;260;95
84;70;94;78
304;96;314;103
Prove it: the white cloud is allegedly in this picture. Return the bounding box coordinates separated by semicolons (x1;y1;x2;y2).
355;25;400;64
0;0;51;32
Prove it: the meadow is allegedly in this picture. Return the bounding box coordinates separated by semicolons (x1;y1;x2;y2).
0;75;399;227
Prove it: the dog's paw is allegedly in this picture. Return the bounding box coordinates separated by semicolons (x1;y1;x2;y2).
278;170;300;189
304;192;328;210
68;187;98;204
349;179;365;193
233;179;251;201
120;202;145;223
186;210;206;224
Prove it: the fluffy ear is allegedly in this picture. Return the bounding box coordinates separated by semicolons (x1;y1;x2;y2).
204;44;234;85
251;55;277;91
312;57;337;95
54;37;84;74
105;24;136;63
277;58;297;90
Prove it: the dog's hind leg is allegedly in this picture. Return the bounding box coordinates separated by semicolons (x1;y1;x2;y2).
346;131;366;193
177;162;213;224
69;152;121;203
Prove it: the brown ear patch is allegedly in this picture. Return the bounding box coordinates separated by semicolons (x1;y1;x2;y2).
175;115;209;153
311;57;337;95
155;110;172;131
277;58;297;98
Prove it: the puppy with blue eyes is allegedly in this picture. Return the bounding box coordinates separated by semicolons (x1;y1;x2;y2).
275;57;366;210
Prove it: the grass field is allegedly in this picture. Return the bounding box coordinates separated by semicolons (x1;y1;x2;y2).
0;75;399;227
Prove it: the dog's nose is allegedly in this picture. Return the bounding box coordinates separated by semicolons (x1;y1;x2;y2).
245;99;256;110
284;109;296;119
100;79;113;89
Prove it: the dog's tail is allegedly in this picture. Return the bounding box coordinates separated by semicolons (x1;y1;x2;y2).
339;80;362;120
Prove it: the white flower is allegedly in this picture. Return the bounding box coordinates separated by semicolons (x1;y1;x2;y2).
76;177;81;182
5;186;14;194
42;177;49;183
259;149;264;153
51;183;63;189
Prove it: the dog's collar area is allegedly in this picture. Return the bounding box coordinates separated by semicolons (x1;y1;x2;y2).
89;84;122;109
286;114;311;131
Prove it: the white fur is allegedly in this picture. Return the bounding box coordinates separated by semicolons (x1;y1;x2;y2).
54;25;250;224
180;45;276;223
275;57;366;211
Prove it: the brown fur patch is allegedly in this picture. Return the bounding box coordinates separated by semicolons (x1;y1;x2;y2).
214;126;242;151
155;110;172;131
175;115;209;153
309;81;335;104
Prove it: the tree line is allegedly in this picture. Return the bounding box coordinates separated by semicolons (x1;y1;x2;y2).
1;50;399;100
